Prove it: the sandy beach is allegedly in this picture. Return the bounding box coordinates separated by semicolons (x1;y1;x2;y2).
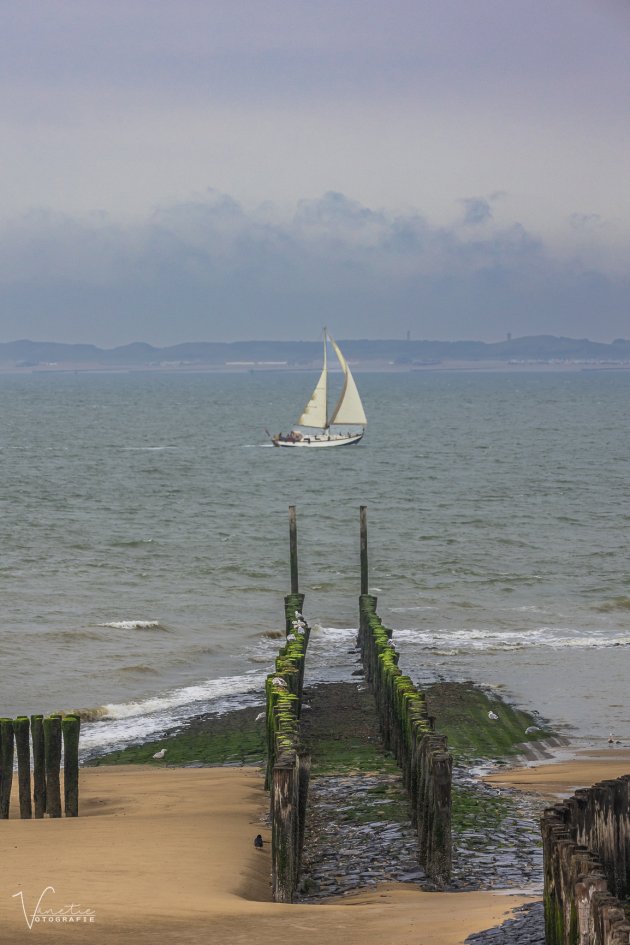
0;765;532;945
487;748;630;798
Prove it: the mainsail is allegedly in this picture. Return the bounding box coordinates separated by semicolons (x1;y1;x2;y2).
296;332;366;430
328;337;368;427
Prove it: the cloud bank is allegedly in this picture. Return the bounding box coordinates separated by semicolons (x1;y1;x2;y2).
0;191;627;345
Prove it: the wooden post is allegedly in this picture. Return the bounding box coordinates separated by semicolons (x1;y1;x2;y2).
360;505;369;595
31;715;46;817
271;764;296;902
289;505;299;594
62;715;81;817
0;719;15;818
14;717;32;819
44;715;62;818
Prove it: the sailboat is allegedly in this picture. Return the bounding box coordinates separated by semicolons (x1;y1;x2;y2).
270;331;367;448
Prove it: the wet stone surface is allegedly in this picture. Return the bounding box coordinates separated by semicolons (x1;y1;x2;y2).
297;767;546;901
450;769;546;893
465;901;545;945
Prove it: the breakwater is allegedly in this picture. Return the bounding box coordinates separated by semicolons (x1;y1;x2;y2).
0;714;80;818
358;593;452;885
541;775;630;944
265;592;311;902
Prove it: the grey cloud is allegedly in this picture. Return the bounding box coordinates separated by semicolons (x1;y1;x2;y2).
462;198;493;226
0;192;627;345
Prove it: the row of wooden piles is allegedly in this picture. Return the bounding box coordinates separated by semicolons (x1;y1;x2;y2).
358;593;452;885
0;714;80;819
541;775;630;945
264;592;311;902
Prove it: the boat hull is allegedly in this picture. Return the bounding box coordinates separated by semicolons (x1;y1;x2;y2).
272;431;364;448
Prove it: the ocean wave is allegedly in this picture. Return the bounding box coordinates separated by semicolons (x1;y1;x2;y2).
595;597;630;613
101;670;265;720
117;665;161;675
392;626;630;652
77;670;267;755
97;620;165;630
63;706;110;722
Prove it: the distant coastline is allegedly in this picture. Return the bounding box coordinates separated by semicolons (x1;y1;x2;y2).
1;334;630;374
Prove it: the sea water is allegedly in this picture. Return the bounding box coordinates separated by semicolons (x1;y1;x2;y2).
0;368;629;754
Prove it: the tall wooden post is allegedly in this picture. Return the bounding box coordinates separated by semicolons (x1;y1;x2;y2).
0;719;15;819
62;715;80;817
360;505;369;595
14;717;32;819
289;505;299;594
44;715;62;818
31;715;46;818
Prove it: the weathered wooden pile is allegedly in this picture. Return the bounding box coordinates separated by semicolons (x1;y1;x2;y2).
0;714;80;819
265;592;311;902
541;774;630;945
358;593;452;885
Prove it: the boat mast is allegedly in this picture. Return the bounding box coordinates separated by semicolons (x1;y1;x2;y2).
323;326;329;430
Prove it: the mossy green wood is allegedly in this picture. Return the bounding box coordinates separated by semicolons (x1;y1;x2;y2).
43;715;62;817
0;718;15;818
358;594;452;882
30;715;46;817
62;715;80;817
14;717;32;819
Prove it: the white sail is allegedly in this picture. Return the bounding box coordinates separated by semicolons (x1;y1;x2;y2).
328;337;367;427
296;336;328;428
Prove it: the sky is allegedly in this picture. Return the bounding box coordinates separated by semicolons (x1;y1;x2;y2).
1;0;629;345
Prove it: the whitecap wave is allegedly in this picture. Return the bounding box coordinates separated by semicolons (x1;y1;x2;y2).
392;626;630;652
98;620;163;630
79;670;267;755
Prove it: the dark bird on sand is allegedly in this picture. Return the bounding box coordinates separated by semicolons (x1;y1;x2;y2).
254;834;264;849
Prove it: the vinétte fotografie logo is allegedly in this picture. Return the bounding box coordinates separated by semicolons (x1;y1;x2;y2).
12;886;96;929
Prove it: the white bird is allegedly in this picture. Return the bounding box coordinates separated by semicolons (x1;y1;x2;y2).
255;712;266;722
294;611;303;620
271;676;288;688
488;711;499;721
152;748;167;760
286;633;296;641
296;628;305;635
608;732;615;744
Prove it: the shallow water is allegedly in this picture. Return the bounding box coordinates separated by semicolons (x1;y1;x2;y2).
1;368;629;751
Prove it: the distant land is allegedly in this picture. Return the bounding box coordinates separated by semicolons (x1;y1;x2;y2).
1;336;630;372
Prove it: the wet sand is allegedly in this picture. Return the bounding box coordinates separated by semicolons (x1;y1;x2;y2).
0;766;530;945
486;748;630;797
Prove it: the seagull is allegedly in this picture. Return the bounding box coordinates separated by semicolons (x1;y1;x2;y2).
255;712;266;722
608;732;615;744
287;633;296;641
271;676;288;688
152;748;167;760
488;711;499;721
254;834;264;849
294;611;303;620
